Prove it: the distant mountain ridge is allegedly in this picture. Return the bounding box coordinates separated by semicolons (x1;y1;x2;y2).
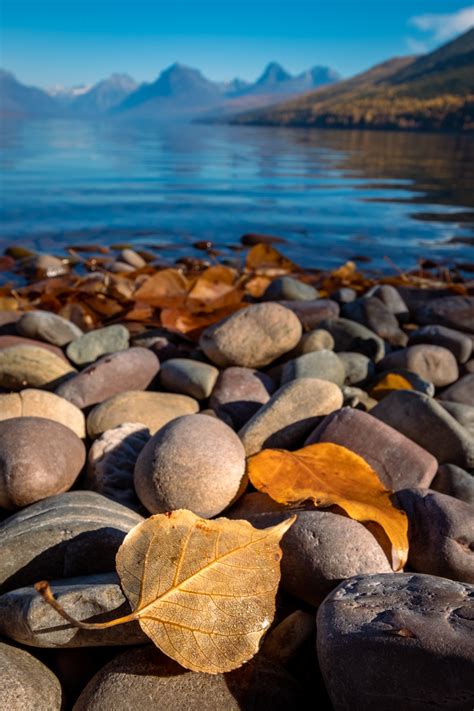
0;60;340;119
232;28;474;131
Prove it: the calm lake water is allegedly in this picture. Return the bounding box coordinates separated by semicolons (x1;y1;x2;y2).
1;119;473;271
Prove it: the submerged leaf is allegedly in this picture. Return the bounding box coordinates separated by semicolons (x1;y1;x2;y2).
36;510;295;674
247;442;408;570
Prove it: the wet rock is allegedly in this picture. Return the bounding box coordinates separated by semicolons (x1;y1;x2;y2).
408;325;472;363
431;464;474;505
238;378;343;456
210;367;275;430
365;284;409;322
278;299;339;330
292;328;335;356
338;352;375;386
228;493;391;606
200;303;302;368
317;573;474;711
378;345;458;388
438;374;474;406
0;389;86;437
159;358;219;399
0;641;62;710
73;645;307;711
120;248;146;269
87;390;199;438
0;344;76;389
262;276;319;301
396;488;474;583
87;423;150;512
342;297;407;346
281;350;345;387
306;407;437;490
134;414;246;517
17;309;82;346
0;573;147;647
372;390;474;468
0;491;143;593
56;347;160;409
66;324;130;366
415;295;474;333
0;417;86;510
320;317;385;362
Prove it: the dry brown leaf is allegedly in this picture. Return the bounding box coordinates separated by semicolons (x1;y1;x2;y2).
247;442;408;571
186;265;243;313
35;509;295;674
245;244;296;275
244;275;272;298
161;303;246;340
369;373;415;401
134;269;189;308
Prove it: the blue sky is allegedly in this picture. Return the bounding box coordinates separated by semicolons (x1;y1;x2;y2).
1;1;473;88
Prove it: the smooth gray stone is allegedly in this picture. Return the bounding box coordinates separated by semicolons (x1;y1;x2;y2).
278;299;339;330
17;310;83;346
291;329;335;356
281;350;345;387
415;296;474;333
66;324;130;366
372;390;474;468
0;573;147;647
330;287;357;304
438;374;474;407
262;276;319;301
120;248;146;269
317;573;474;711
209;366;275;430
0;641;62;710
408;324;473;363
0;491;143;593
73;646;308;711
439;401;474;437
342;297;407;346
377;345;459;388
159;358;219;399
431;464;474;505
320;317;385;362
337;351;375;386
396;488;474;583
227;493;391;606
365;284;409;322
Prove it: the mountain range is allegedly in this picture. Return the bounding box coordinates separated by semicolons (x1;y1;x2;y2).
232;28;474;131
0;62;340;119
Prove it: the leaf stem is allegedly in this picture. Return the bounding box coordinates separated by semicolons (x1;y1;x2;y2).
34;581;137;630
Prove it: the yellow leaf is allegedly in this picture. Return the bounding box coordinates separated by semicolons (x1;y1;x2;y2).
369;373;414;401
186;265;243;313
35;510;295;674
245;244;296;275
134;269;189;308
161;303;246;341
247;442;408;571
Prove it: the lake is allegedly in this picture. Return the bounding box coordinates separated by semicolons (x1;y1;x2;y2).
1;119;473;272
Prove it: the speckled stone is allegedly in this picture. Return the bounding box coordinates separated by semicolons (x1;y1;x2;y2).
0;641;62;710
210;366;275;429
0;389;86;437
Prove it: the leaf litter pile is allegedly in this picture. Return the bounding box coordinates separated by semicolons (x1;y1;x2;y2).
0;236;473;708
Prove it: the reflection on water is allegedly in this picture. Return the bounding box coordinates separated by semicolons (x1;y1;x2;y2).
0;118;473;270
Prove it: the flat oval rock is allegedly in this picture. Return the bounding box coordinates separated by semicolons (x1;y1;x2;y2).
238;378;343;456
342;297;407;347
0;389;86;437
73;645;307;711
0;641;62;710
278;299;339;330
0;491;143;593
0;334;69;361
87;390;199;438
66;324;130;366
320;317;385;362
17;310;83;346
415;295;474;333
0;417;86;510
56;347;160;408
159;358;219;400
438;374;474;406
210;366;275;430
87;422;150;512
0;573;146;647
317;573;474;711
0;344;76;390
408;324;473;363
262;276;319;301
281;350;345;387
200;302;302;368
378;345;459;388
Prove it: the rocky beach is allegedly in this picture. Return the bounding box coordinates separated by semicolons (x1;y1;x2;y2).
0;237;473;710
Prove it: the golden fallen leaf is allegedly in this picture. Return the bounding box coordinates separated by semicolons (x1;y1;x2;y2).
161;303;246;340
247;442;408;571
35;509;295;674
186;265;243;313
245;244;297;275
133;268;189;308
369;373;415;401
